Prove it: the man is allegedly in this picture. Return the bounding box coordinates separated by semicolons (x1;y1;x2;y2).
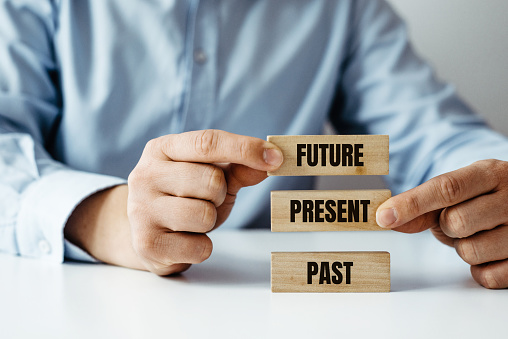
1;0;507;288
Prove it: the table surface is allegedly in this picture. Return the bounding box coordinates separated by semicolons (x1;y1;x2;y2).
1;229;506;339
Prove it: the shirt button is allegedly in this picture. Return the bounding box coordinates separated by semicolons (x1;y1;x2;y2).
193;48;207;64
39;240;51;255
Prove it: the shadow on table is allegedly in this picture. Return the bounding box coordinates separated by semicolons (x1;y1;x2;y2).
164;253;270;287
391;273;477;292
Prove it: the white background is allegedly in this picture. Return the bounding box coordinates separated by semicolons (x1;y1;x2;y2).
318;0;508;190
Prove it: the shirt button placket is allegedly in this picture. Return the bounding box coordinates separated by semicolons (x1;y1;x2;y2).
194;48;208;64
184;0;218;131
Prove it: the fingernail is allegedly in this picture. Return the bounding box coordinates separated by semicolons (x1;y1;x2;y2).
263;148;283;167
376;208;398;228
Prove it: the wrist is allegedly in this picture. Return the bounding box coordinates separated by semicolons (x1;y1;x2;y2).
65;185;145;270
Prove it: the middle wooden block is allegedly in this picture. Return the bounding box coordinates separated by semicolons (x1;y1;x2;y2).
271;189;391;232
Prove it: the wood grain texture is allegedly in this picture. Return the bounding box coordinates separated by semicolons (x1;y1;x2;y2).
271;252;390;293
267;135;389;176
271;189;391;232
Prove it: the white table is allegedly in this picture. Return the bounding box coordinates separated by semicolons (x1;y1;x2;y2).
1;230;506;339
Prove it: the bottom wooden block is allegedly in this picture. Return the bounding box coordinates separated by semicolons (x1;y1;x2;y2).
271;252;390;293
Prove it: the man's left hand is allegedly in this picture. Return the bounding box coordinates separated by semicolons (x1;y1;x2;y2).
376;159;508;289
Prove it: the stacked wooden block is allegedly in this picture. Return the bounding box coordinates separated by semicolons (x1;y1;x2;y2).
268;135;391;293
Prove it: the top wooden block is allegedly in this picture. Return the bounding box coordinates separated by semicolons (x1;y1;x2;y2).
267;135;389;176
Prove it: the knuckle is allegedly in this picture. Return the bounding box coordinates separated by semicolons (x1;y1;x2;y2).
496;160;508;176
474;159;498;170
417;214;438;233
127;170;138;187
127;201;152;228
456;238;481;265
205;166;226;196
402;194;421;216
201;202;217;231
126;200;141;221
128;169;154;193
128;162;156;188
475;159;503;187
477;266;502;289
127;168;139;188
145;138;158;151
436;174;463;205
195;129;219;157
197;236;213;262
489;160;508;186
144;137;162;156
237;140;250;161
128;167;146;186
440;208;468;237
133;233;158;259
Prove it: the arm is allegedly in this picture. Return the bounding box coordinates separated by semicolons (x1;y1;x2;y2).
0;0;125;262
331;0;508;194
0;2;283;274
332;0;508;288
0;0;282;275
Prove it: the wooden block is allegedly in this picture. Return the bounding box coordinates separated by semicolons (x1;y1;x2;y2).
271;252;390;293
271;189;391;232
267;135;389;176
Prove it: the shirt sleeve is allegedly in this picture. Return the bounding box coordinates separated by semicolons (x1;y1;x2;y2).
330;0;508;194
0;0;125;263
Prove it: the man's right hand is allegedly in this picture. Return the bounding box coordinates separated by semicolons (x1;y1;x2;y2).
65;130;283;275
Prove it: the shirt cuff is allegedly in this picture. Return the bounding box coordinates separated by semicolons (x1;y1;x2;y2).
16;169;126;263
64;239;99;263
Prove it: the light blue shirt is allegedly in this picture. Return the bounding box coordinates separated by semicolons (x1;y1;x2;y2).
1;0;508;263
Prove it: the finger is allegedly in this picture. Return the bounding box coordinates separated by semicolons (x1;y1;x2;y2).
376;160;499;229
146;263;192;276
150;196;218;233
149;129;283;171
151;162;227;207
430;226;454;247
225;163;269;195
390;210;440;234
454;225;508;265
134;231;213;267
471;259;508;289
214;164;269;227
439;191;508;238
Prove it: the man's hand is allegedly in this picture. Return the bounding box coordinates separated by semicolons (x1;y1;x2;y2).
376;159;508;289
65;130;283;275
